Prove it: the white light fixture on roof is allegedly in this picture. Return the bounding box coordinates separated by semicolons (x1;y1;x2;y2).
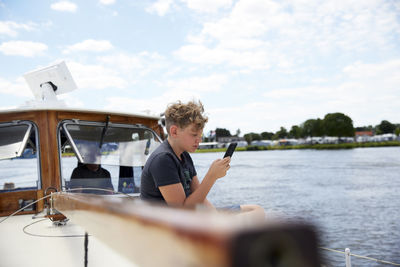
23;61;77;104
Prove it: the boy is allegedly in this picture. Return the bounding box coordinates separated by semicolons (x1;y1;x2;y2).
140;100;264;216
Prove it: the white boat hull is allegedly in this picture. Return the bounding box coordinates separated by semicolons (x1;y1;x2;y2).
0;214;138;267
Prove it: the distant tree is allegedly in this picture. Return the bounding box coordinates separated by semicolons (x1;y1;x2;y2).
323;113;354;137
273;127;288;140
314;119;325;136
235;128;241;137
355;125;373;132
261;131;274;140
301;119;313;137
395;127;400;136
244;132;261;144
377;120;396;134
289;125;302;139
301;119;324;137
215;128;231;138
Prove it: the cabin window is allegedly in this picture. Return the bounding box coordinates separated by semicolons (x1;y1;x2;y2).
58;120;161;195
0;121;40;192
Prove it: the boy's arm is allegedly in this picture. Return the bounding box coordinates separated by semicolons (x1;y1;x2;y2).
190;176;215;209
159;157;230;208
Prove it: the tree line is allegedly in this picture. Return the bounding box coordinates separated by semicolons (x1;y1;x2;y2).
208;112;400;144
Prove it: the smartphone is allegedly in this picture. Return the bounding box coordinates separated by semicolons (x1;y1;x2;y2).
223;142;237;158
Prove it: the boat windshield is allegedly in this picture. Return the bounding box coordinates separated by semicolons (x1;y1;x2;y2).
0;121;40;192
59;120;161;195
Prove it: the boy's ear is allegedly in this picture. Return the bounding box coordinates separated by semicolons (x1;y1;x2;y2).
169;125;179;137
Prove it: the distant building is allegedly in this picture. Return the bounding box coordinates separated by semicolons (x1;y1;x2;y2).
322;136;339;144
236;141;248;147
198;142;220;149
355;131;373;142
251;140;273;147
372;133;396;142
355;131;373;137
217;136;246;143
278;139;299;146
305;137;323;144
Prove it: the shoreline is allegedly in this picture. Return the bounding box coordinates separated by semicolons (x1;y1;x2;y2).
60;141;400;157
195;141;400;153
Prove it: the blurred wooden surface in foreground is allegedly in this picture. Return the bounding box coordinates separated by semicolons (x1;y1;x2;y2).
53;193;321;267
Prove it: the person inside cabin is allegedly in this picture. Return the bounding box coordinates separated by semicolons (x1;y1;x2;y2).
70;143;114;193
71;162;111;180
140;100;265;219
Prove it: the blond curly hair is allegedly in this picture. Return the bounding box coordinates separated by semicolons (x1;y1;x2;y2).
165;100;208;134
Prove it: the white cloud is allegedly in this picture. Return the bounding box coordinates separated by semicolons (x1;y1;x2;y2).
343;60;400;82
98;53;142;72
203;0;283;39
79;55;400;133
206;101;286;133
99;0;115;5
0;21;35;37
105;94;300;133
182;0;232;13
256;59;400;130
146;0;173;16
105;97;165;115
175;44;271;70
175;0;400;72
0;41;47;57
0;76;32;98
104;74;227;117
63;39;113;54
105;90;202;116
165;74;228;92
97;51;166;75
58;93;85;108
51;1;77;12
68;61;128;90
0;105;18;111
174;0;287;70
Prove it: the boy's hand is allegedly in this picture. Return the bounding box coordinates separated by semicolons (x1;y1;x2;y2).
207;157;231;180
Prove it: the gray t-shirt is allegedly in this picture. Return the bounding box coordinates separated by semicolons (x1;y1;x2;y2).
140;140;197;202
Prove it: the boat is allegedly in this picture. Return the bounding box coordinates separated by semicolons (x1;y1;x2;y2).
0;62;321;267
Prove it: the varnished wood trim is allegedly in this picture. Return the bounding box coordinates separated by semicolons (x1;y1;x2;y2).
0;189;44;216
55;111;163;136
36;189;44;211
53;193;321;267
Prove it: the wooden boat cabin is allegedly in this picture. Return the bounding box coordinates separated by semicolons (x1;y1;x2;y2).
0;108;164;216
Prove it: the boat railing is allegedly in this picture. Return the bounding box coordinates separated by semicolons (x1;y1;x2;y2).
320;247;400;266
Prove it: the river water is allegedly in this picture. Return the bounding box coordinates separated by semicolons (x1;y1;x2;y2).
1;146;399;266
191;146;400;266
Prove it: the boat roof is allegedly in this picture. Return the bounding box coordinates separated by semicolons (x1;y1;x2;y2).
0;105;161;120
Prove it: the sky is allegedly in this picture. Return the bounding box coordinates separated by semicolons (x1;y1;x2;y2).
0;0;399;135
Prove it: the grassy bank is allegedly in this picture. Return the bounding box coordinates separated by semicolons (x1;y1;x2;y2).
196;141;400;153
61;141;400;157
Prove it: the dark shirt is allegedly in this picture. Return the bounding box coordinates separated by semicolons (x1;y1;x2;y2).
71;164;111;179
70;164;113;192
140;140;197;202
